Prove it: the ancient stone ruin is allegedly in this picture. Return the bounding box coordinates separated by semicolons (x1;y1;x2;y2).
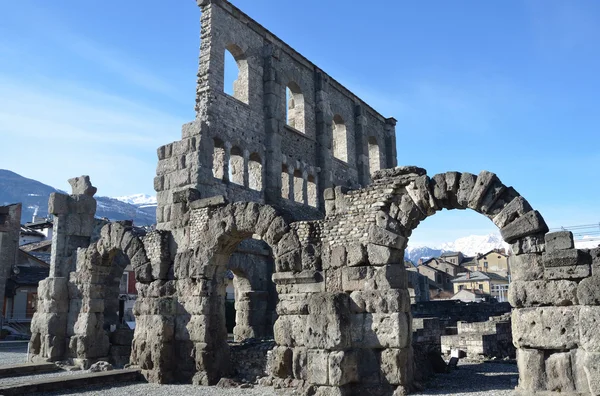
26;0;600;394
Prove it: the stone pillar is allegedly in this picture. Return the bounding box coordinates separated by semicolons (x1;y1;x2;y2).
263;43;284;205
354;104;370;186
302;170;309;206
0;203;21;327
287;167;295;201
314;69;333;210
384;118;397;168
29;176;97;363
243;149;250;188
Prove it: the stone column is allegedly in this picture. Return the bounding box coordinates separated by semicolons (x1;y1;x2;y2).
243;149;250;188
354;104;370;186
0;203;22;327
263;43;284;204
384;118;397;168
287;167;295;201
314;69;333;210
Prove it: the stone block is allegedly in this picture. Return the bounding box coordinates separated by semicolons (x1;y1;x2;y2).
293;347;308;380
492;195;532;229
269;346;293;378
307;349;329;385
544;248;592;267
511;233;545;255
508;280;577;307
545;265;591;280
367;244;403;265
328;350;358;386
349;290;410;313
405;175;437;215
352;313;410;349
467;171;497;211
517;348;545;391
578;275;600;305
367;225;407;250
500;210;548;243
456;172;477;209
306;293;351;349
274;315;307;347
580;307;600;353
545;231;575;253
48;193;70;215
512;307;579;349
373;265;407;290
346;243;366;267
545;352;575;392
324;245;346;269
379;347;413;385
583;351;600;395
189;195;227;210
510;253;543;281
341;266;374;292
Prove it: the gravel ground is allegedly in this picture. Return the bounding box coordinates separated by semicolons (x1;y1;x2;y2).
1;345;518;396
0;342;29;366
415;361;518;396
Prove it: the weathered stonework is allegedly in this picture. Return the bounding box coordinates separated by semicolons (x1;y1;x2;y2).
23;0;600;394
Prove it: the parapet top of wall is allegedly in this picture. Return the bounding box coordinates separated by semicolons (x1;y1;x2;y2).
198;0;394;126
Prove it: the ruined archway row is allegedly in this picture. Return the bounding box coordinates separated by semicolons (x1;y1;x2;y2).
29;170;600;394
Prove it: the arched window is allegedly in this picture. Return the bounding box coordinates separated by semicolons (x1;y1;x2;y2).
212;138;226;180
248;153;262;191
223;44;249;104
229;146;244;186
281;165;290;199
293;169;304;204
286;82;305;133
368;136;381;173
332;114;348;162
307;175;317;207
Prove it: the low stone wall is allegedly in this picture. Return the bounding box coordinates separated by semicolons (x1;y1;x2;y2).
230;339;275;382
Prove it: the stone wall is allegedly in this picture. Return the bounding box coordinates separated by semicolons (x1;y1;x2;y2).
154;0;397;228
510;231;600;394
440;314;514;359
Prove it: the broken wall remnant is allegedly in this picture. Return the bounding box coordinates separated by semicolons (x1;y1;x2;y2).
441;314;514;360
154;0;397;227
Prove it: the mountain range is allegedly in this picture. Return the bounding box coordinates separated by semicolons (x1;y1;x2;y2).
0;170;156;226
405;233;508;264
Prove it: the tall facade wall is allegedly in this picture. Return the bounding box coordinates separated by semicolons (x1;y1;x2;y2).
155;0;397;230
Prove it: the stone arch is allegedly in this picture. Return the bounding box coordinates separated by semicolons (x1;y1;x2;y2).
66;222;148;368
223;43;249;104
165;201;301;385
312;166;557;394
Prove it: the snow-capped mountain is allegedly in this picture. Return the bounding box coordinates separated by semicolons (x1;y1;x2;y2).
439;233;509;257
113;194;157;208
575;237;600;249
405;233;507;264
0;169;156;226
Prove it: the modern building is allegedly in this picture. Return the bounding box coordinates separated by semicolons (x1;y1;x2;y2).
451;271;510;302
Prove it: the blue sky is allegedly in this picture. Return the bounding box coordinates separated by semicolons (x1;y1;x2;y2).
1;1;599;246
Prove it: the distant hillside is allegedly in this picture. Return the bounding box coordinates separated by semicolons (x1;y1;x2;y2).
0;169;156;226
